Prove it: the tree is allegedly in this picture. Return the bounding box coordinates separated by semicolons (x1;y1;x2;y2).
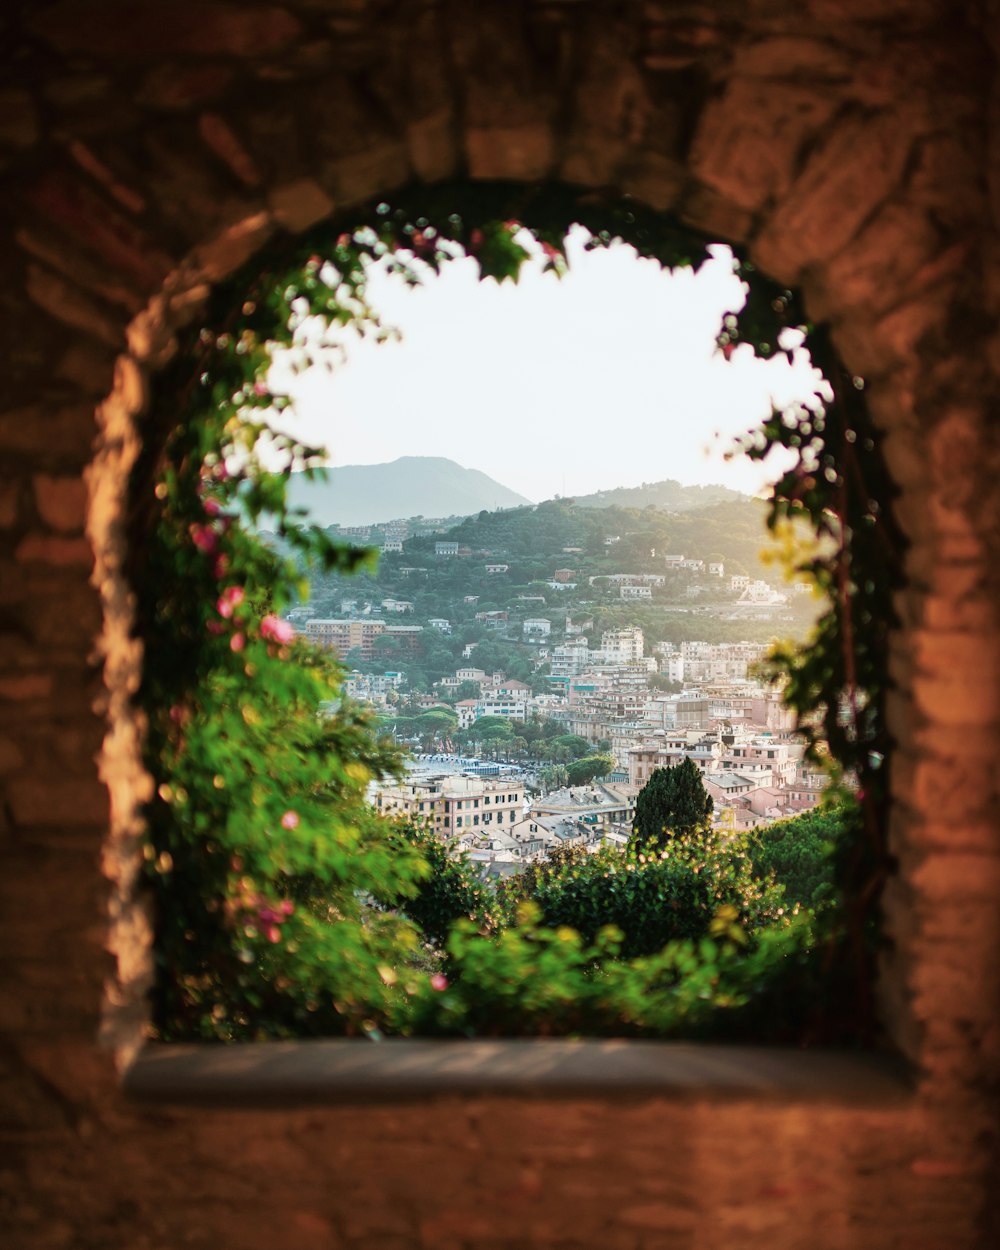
630;757;713;852
452;680;481;703
566;754;616;786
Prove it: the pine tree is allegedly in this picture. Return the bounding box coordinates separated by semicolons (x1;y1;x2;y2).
630;757;713;852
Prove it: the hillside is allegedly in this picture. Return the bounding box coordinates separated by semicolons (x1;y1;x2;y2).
305;495;821;679
570;480;747;511
284;456;532;527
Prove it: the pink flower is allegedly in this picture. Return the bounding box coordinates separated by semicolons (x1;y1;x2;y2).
190;524;218;554
430;973;448;992
265;925;282;944
468;228;484;251
202;498;221;517
253;381;268;397
261;615;295;644
213;554;228;580
280;900;295;916
230;632;245;653
216;586;245;619
281;810;299;830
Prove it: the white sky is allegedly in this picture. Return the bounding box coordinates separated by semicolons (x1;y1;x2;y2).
270;229;827;502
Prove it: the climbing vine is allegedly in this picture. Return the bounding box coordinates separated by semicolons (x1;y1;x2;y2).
132;181;898;1041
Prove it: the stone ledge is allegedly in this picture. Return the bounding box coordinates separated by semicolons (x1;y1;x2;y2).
124;1039;913;1108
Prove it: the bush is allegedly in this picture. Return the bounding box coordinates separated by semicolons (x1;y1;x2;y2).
747;804;845;910
528;836;787;959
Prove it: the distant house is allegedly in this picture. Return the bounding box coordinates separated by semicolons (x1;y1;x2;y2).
380;539;403;554
456;667;486;684
708;561;724;577
435;541;459;556
485;563;509;574
428;617;452;633
523;617;551;639
552;568;575;583
455;699;479;729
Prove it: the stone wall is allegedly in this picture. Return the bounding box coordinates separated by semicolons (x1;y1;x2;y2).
1;1;998;1246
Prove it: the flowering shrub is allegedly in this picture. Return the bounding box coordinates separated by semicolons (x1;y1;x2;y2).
134;182;893;1041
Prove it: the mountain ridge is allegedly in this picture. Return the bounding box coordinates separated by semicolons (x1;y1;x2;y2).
284;455;533;528
286;456;754;530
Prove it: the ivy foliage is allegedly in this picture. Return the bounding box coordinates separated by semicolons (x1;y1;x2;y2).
134;180;895;1041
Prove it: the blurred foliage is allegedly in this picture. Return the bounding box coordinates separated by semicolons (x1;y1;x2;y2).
134;180;894;1041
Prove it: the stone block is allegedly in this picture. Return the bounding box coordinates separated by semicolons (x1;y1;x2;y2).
7;776;109;827
324;142;411;206
194;212;275;284
55;341;117;398
911;852;1000;903
15;535;93;569
0;673;54;702
680;183;755;247
26;265;125;352
30;2;302;59
33;476;88;533
407;111;459;185
140;123;261;245
17;226;144;316
0;88;40;150
137;62;235;111
268;179;335;232
466;123;556;182
617;152;685;213
912;668;999;727
690;79;838;213
198;113;262;187
821;203;945;317
25;169;172;293
0;480;19;529
68;141;147;216
732;36;853;81
754;112;914;279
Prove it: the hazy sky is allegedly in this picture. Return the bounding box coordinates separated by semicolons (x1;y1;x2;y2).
271;230;827;502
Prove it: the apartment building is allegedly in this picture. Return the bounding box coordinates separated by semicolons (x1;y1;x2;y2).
600;628;645;664
304;618;385;659
550;638;590;678
372;773;525;837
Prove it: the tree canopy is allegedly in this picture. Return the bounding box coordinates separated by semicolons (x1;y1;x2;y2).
631;758;714;852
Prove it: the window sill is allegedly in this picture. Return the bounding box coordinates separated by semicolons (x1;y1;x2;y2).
123;1039;913;1109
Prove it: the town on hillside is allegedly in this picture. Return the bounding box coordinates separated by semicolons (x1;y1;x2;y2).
282;491;828;880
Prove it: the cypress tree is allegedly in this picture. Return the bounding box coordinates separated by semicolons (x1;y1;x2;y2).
630;757;714;852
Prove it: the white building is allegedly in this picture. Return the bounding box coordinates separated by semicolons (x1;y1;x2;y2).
601;628;644;665
523;617;551;639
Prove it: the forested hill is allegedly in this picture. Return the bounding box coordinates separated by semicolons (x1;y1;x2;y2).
570;480;746;511
403;496;774;577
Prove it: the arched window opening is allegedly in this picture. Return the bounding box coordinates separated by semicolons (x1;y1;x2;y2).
127;183;902;1045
